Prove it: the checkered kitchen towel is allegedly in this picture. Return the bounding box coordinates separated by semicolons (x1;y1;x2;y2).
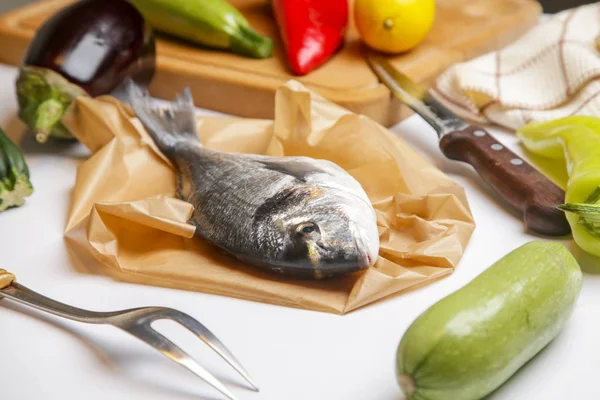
433;3;600;130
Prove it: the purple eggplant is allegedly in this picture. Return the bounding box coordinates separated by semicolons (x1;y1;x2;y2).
16;0;156;143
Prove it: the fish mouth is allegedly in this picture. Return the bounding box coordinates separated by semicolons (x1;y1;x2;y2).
358;249;371;269
354;237;375;269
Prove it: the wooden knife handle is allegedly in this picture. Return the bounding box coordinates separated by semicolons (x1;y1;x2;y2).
439;126;571;236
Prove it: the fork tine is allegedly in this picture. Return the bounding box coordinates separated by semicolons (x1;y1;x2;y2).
166;310;259;391
123;323;238;400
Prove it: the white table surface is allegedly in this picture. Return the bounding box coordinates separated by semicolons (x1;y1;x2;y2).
1;61;599;400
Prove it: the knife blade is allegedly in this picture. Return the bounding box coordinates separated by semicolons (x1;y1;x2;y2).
367;54;571;236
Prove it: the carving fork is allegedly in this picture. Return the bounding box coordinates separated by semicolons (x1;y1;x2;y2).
0;269;258;400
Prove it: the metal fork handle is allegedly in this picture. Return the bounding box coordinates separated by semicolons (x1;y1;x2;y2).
1;281;115;324
0;270;258;399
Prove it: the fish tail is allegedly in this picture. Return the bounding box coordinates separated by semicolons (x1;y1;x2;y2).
126;80;201;156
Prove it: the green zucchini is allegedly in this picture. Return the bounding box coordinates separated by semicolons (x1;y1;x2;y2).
397;241;582;400
0;127;33;212
129;0;274;59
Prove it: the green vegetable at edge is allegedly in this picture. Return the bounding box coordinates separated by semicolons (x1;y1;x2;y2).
517;116;600;256
129;0;274;59
397;241;582;400
16;66;86;143
0;127;33;211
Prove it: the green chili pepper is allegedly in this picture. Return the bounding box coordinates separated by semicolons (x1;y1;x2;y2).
517;116;600;256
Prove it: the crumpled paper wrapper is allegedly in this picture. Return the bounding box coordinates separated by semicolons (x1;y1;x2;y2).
62;81;475;314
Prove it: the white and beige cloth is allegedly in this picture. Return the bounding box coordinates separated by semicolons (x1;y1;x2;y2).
434;3;600;130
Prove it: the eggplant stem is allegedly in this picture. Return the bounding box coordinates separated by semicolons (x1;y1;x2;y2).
35;130;49;144
558;186;600;237
33;99;66;143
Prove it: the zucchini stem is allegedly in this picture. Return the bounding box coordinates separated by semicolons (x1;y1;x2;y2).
558;186;600;237
231;24;274;59
0;174;33;211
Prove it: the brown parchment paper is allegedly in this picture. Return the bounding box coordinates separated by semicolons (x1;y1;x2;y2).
62;80;475;314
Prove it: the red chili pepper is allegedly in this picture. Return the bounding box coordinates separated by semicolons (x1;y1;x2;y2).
272;0;348;76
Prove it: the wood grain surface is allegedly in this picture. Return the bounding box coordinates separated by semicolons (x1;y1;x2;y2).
0;0;542;126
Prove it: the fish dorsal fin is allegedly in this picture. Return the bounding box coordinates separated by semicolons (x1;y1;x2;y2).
127;80;201;155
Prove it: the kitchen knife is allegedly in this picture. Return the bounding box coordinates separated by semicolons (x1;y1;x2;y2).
367;54;571;236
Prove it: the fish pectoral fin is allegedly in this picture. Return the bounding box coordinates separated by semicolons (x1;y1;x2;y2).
257;158;327;182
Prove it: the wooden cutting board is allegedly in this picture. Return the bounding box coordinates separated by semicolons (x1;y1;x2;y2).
0;0;541;127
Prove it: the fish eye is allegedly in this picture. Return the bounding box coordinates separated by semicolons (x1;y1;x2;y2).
297;223;319;236
302;226;315;234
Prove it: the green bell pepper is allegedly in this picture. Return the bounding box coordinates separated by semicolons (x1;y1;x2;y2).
517;116;600;256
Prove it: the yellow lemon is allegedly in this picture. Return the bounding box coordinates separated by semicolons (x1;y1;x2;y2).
355;0;436;54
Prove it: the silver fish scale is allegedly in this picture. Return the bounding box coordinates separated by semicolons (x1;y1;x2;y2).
174;145;297;254
176;144;356;264
127;82;381;279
